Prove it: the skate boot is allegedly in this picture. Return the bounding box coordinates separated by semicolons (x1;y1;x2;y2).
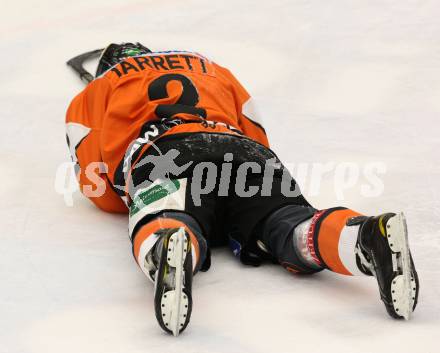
145;227;193;336
348;212;419;320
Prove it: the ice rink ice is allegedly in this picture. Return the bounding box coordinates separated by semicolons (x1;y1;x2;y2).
1;1;439;352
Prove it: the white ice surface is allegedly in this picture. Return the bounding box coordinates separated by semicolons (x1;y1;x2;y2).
1;1;440;352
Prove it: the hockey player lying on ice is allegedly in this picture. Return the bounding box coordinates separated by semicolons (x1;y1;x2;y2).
66;42;419;336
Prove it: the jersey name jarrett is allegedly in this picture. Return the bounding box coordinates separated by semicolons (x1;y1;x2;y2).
109;53;214;78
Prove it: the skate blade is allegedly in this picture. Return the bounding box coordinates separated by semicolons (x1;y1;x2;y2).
160;228;190;336
386;213;417;320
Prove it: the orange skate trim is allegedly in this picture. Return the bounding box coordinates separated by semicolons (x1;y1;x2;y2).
133;218;200;265
280;262;301;274
317;209;361;275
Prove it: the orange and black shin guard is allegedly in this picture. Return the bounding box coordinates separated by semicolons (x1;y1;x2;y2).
309;207;364;276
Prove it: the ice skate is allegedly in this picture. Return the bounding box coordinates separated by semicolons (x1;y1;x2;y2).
149;227;193;336
349;212;419;319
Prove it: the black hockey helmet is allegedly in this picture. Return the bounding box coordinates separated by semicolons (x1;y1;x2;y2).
96;42;152;76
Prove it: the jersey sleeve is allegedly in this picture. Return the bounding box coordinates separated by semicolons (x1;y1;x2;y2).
218;67;269;147
66;78;127;213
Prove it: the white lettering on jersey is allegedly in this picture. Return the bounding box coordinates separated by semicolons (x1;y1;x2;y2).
122;125;159;173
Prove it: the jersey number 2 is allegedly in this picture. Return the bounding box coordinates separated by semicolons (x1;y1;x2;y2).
148;73;207;120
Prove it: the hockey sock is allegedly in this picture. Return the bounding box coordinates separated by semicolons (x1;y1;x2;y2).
131;213;207;280
302;207;365;275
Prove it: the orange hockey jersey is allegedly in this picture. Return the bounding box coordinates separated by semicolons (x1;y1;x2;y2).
66;51;268;213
